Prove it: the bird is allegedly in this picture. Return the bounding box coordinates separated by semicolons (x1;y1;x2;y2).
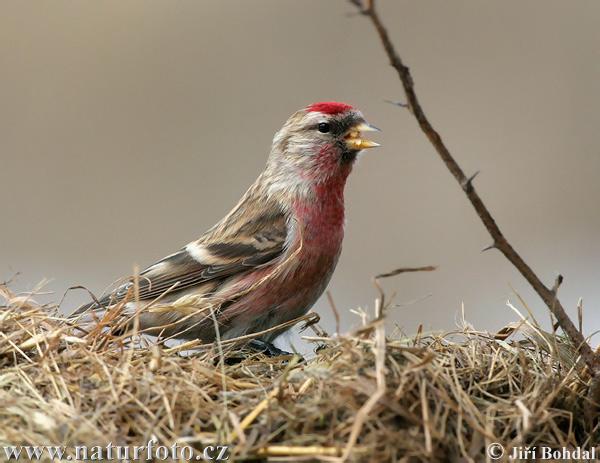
71;102;379;353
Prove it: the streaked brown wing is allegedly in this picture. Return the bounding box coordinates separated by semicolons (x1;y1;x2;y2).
72;198;288;315
134;231;286;301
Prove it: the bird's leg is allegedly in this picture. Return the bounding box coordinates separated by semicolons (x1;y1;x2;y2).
247;339;293;357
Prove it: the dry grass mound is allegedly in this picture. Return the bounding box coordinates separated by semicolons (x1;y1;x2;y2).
0;283;596;462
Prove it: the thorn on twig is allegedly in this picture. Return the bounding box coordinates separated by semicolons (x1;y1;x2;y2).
348;0;369;14
552;274;564;295
384;99;409;109
461;171;480;192
481;243;497;253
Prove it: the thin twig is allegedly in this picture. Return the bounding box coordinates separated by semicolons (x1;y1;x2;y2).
326;291;341;335
375;265;437;280
352;0;599;375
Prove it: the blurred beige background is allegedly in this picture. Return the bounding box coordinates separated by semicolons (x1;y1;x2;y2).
2;1;600;346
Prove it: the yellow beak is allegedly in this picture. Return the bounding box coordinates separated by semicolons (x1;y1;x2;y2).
344;122;381;150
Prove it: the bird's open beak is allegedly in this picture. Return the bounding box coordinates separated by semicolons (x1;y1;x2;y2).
344;122;381;150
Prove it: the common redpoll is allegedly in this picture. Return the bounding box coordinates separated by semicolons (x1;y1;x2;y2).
72;102;379;349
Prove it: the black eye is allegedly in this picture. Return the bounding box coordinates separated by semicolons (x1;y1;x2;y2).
318;122;331;133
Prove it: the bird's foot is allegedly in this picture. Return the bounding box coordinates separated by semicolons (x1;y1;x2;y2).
247;339;293;357
248;340;306;363
219;340;304;365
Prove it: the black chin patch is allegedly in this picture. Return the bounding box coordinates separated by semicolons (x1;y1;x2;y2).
341;149;358;164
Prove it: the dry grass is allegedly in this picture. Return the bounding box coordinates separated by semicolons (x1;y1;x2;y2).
0;282;597;462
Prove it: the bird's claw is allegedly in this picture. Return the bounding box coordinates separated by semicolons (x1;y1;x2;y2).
247;339;293;357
